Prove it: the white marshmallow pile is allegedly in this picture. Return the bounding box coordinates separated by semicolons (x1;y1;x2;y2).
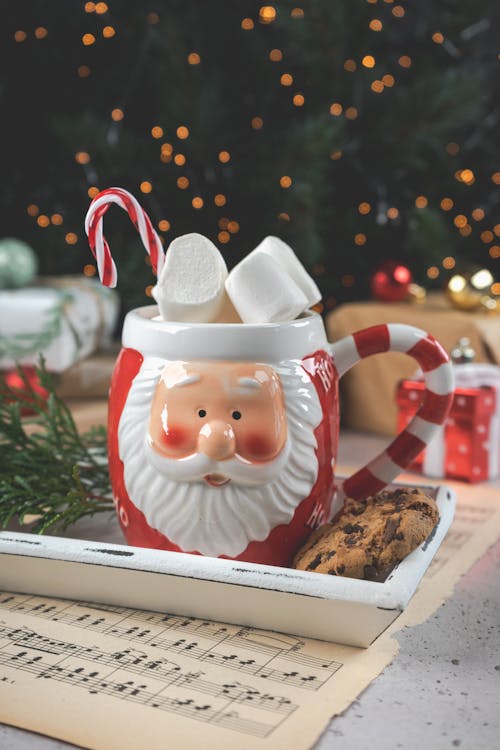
153;233;321;324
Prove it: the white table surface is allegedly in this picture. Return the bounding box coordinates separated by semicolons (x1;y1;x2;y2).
1;430;499;750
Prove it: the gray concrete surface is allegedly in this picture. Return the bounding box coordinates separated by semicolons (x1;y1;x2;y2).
316;540;500;750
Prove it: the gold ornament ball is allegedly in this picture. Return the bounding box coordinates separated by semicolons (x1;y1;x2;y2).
446;268;499;313
406;283;427;304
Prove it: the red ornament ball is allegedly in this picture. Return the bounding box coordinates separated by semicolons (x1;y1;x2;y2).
3;366;49;415
370;260;413;302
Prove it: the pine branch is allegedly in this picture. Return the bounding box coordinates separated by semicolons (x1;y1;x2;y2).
0;361;113;534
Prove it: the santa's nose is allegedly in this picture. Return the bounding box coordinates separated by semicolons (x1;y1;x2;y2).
198;420;236;461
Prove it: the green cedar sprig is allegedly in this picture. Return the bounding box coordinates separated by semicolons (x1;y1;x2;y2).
0;361;113;533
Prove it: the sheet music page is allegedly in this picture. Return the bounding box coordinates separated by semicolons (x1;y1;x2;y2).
0;481;499;750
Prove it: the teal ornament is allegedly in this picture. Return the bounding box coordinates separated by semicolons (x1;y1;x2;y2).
0;238;38;289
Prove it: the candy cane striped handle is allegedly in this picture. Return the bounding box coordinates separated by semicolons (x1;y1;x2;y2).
329;323;454;500
84;187;165;288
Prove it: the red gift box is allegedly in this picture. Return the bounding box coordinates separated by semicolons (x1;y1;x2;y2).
396;379;497;483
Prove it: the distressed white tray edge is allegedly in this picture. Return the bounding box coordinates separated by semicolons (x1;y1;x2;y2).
0;481;455;646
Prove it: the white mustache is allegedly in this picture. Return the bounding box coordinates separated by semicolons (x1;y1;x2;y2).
145;436;290;487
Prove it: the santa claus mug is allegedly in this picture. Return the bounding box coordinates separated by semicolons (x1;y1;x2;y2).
109;307;454;567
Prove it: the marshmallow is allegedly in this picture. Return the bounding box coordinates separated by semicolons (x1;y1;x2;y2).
152;233;227;322
225;252;308;324
254;236;321;307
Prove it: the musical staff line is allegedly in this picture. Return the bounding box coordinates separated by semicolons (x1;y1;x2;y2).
0;621;298;738
0;593;342;692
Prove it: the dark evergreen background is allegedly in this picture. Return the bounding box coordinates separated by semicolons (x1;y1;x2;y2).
1;0;499;313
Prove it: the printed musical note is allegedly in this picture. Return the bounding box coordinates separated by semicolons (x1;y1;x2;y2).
0;597;342;742
1;491;497;750
0;591;342;692
0;619;298;738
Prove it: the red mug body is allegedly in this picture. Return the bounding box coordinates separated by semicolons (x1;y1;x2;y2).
108;308;453;567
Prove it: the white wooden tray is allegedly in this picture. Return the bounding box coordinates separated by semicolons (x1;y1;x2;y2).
0;481;455;647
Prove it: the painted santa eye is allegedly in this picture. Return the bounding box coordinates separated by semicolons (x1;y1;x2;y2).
198;409;207;418
232;410;242;420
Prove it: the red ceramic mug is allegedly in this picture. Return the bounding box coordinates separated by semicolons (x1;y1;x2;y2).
108;307;454;567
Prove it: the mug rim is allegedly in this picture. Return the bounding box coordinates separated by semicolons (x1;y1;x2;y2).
122;306;328;362
129;304;320;330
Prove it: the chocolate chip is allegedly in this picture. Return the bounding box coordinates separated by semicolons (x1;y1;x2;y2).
382;517;400;545
337;564;345;574
408;501;434;515
306;553;323;571
395;493;410;505
396;532;405;541
343;522;364;534
327;569;338;576
326;550;336;559
351;505;366;516
364;565;377;580
345;537;357;546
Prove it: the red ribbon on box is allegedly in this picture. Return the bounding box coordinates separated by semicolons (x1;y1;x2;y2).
397;380;497;483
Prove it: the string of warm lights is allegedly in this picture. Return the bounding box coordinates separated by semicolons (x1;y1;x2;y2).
14;0;498;301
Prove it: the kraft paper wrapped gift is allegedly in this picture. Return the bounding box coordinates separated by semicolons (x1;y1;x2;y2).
55;350;118;399
325;293;500;436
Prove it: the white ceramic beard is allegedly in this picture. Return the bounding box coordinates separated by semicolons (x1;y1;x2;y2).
118;357;322;557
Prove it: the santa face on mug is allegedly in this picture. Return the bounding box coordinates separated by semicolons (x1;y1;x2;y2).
147;361;289;488
116;354;329;560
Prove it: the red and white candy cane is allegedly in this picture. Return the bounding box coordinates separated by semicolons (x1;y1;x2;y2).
85;187;165;288
329;323;454;500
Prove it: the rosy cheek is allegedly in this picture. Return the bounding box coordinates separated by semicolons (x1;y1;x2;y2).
161;424;190;451
241;433;276;461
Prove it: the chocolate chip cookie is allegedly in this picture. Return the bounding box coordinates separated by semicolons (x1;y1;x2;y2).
293;488;439;580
